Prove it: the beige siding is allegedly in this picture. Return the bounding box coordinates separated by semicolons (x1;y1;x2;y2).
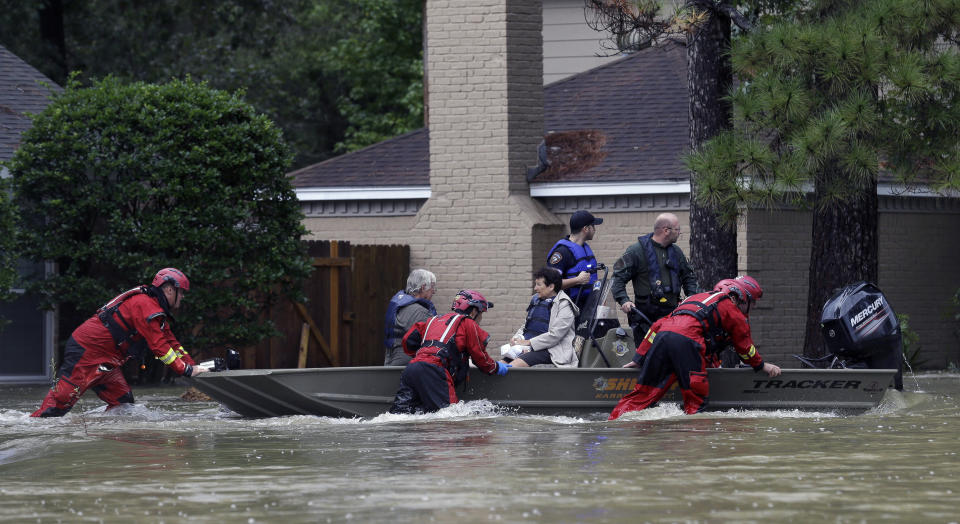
543;0;622;84
542;0;687;84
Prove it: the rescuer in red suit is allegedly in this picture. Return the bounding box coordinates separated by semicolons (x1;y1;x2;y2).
389;289;509;414
609;275;781;419
32;268;209;417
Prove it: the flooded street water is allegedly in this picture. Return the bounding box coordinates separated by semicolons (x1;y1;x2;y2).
1;373;958;523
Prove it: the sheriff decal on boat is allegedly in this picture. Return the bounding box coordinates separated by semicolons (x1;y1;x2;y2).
613;339;629;357
593;376;636;400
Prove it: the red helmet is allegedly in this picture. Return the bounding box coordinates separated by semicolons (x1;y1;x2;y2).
152;268;190;291
714;275;762;304
451;289;493;314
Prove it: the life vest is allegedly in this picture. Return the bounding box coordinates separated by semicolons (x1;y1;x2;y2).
522;295;554;339
547;238;597;303
669;291;731;355
637;233;682;300
97;286;169;358
383;291;437;350
416;313;470;385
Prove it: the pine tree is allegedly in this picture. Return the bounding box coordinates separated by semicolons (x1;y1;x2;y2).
586;1;775;291
687;0;960;355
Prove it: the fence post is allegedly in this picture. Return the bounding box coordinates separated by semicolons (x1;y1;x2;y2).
330;241;341;365
298;323;309;368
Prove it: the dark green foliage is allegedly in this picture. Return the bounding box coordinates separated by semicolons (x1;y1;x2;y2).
687;0;960;222
0;177;16;306
897;313;926;369
314;0;425;153
0;0;424;167
7;76;311;350
686;0;960;356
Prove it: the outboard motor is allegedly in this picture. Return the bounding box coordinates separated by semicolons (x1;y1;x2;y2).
819;282;903;390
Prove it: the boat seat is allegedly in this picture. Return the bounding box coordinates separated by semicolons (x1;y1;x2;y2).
578;327;636;368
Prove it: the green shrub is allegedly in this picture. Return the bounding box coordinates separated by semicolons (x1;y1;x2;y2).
0;176;17;323
8;76;311;353
897;313;925;369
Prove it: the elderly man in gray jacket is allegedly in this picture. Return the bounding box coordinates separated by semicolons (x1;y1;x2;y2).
502;267;580;368
383;269;437;365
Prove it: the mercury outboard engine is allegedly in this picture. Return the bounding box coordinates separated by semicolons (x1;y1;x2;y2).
818;282;903;390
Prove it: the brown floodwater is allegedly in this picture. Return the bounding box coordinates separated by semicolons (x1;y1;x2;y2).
1;372;957;523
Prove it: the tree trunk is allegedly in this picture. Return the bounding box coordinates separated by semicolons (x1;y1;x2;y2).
802;172;879;356
38;0;67;84
687;1;738;290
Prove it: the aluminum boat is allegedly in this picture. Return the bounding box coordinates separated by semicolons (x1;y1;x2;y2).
190;366;896;418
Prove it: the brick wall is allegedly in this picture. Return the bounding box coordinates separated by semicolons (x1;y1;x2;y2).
878;205;960;368
303;216;418;245
744;201;960;368
740;208;812;365
412;0;561;347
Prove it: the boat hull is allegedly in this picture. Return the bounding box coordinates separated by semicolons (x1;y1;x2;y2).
190;366;895;418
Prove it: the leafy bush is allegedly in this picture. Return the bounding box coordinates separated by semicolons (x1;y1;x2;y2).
8;76;311;353
897;313;925;370
0;176;17;315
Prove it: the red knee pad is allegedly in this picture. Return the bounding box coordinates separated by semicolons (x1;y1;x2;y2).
688;371;709;398
51;377;82;406
682;371;709;414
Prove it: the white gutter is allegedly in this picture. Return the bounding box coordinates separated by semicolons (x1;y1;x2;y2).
533;181;957;198
878;182;959;198
296;181;689;202
295;180;955;202
296;186;430;201
790;181;956;198
529;181;690;197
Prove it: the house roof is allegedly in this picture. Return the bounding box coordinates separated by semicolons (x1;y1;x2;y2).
291;41;690;190
0;45;61;162
288;127;430;188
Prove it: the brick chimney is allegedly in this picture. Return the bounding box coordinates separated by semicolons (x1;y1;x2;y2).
412;0;561;348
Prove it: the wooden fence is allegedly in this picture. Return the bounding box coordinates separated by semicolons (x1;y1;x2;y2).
237;240;409;369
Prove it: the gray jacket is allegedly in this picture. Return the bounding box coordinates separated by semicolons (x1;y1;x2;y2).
384;302;433;365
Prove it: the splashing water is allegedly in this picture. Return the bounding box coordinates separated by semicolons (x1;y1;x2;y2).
1;375;959;523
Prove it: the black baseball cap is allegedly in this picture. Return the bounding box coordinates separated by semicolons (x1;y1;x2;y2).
570;210;603;232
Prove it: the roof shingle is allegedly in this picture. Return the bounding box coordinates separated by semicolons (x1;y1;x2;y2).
291;41;689;188
0;45;61;162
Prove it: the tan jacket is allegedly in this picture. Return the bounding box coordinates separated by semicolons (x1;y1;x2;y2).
513;290;580;367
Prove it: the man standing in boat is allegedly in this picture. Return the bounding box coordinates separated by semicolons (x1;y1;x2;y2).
383;269;438;366
32;268;209;417
390;289;509;414
609;275;781;419
611;212;700;343
546;210;602;310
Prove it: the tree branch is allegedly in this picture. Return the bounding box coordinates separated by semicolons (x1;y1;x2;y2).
714;2;753;32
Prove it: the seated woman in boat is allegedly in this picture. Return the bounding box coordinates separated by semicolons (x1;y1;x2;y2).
502;267;579;368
